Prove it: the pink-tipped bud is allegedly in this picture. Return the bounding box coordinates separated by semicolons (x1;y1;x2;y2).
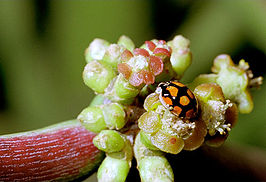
153;48;171;57
121;50;133;62
133;48;150;57
145;41;156;51
142;71;155;85
118;63;132;79
149;56;164;76
158;40;166;44
129;71;144;87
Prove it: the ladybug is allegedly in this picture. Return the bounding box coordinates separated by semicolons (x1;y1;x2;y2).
156;81;198;119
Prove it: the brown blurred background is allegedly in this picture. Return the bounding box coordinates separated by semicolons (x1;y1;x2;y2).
0;0;265;151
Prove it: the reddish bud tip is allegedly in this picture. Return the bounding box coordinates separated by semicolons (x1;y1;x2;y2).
153;48;171;57
121;49;133;62
133;48;150;57
158;40;166;44
121;50;133;62
118;63;132;79
139;70;155;85
145;41;156;51
129;71;144;87
149;56;164;76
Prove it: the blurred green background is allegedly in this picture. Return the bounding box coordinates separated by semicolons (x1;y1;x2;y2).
0;0;265;150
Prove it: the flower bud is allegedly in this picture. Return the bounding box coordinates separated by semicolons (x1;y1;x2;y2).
212;55;255;113
139;131;158;150
138;111;161;134
151;129;184;154
168;35;192;78
143;93;161;111
85;38;110;63
97;156;130;182
117;35;135;51
102;44;125;68
103;103;126;130
194;83;233;137
138;156;174;182
83;60;116;94
113;74;139;102
78;106;107;133
93;130;125;153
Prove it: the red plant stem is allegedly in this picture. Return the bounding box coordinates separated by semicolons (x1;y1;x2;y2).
0;120;104;181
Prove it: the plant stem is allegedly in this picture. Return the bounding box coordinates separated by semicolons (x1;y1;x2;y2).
0;120;104;182
1;119;266;181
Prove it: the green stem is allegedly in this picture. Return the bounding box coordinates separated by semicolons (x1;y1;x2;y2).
134;133;174;182
97;136;133;182
97;156;130;182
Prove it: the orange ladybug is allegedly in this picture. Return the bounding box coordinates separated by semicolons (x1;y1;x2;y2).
156;81;198;119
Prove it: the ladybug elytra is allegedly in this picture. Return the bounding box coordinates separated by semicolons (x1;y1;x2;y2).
156;81;198;119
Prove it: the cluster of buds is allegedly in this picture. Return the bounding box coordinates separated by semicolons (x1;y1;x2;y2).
118;44;166;86
78;35;262;182
83;35;191;104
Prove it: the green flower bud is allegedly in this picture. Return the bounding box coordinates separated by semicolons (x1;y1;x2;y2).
211;54;235;73
151;129;184;154
108;139;133;162
138;111;161;134
194;83;225;103
188;74;218;91
83;60;116;94
168;35;192;79
78;106;107;133
194;83;233;136
112;74;139;103
139;131;158;151
103;103;126;130
138;156;174;182
134;134;173;182
143;93;161;111
102;44;125;68
97;156;130;182
236;91;253;113
93;130;125;153
117;35;135;51
189;54;262;114
133;132;164;163
212;55;253;113
85;38;110;63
